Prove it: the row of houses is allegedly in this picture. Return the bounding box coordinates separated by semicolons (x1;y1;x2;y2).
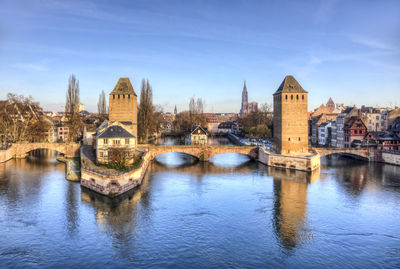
310;98;400;150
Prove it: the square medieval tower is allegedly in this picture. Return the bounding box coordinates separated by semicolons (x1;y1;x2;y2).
109;78;138;138
273;75;308;155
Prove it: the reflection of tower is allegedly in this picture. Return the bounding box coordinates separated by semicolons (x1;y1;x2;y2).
240;81;248;115
269;167;316;250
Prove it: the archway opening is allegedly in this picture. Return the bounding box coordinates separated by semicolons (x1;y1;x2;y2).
154;152;199;167
209;153;252;168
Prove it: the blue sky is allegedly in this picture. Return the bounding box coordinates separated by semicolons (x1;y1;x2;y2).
0;0;399;113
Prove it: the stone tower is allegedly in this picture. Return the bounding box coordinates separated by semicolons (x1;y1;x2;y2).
109;77;138;138
240;80;248;115
273;75;308;155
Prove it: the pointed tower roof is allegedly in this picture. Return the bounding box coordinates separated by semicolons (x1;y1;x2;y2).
243;80;247;92
326;97;334;106
274;75;307;94
111;78;137;96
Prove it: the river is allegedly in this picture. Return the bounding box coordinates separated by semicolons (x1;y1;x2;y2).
0;137;400;268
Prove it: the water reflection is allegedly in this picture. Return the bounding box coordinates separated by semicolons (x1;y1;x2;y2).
268;168;319;251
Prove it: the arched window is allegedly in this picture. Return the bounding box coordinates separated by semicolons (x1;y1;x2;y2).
118;95;120;99
296;95;299;100
288;137;291;141
113;95;115;99
291;95;293;100
285;95;288;100
302;95;304;100
123;95;125;99
299;137;301;141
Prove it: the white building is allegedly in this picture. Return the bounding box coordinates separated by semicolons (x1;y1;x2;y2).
318;121;333;146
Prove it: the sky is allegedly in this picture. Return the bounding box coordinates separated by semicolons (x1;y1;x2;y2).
0;0;399;113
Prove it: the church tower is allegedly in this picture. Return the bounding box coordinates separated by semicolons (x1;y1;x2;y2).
240;80;248;115
109;77;138;138
273;75;308;155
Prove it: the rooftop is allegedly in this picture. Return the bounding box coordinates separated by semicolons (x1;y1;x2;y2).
274;75;307;94
98;125;135;138
110;77;137;96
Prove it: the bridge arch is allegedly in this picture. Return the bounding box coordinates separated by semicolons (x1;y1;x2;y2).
313;148;370;161
11;143;80;158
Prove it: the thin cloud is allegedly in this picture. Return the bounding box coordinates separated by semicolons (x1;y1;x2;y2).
13;62;48;71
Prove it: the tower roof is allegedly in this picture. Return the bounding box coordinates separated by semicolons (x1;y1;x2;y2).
274;75;307;94
110;77;137;96
243;80;247;92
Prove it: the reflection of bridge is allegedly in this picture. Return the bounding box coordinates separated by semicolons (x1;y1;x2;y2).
312;147;370;160
148;145;258;161
0;142;80;163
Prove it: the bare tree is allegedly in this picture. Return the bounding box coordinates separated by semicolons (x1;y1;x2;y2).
97;90;107;117
0;93;50;143
189;96;206;126
138;79;154;143
65;74;82;141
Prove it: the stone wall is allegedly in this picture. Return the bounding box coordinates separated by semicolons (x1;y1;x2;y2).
381;152;400;166
258;148;320;172
81;147;151;197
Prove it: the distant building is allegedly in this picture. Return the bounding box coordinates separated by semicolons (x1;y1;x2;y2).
203;113;219;134
57;125;69;142
77;102;85;112
186;126;208;145
363;131;400;151
273;75;308;155
218;121;234;134
335;106;360;148
240;81;258;115
318;121;333;146
344;116;367;148
174;105;177;115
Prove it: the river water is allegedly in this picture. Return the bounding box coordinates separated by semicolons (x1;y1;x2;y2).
0;137;400;268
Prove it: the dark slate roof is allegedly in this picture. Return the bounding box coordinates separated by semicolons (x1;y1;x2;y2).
274;75;307;94
110;78;137;96
98;125;135;138
342;106;356;114
190;125;208;135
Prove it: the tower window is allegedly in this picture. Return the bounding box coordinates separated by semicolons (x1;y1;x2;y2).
296;95;299;100
123;95;125;99
113;95;115;99
299;137;301;141
288;138;291;141
128;95;130;99
285;95;288;100
302;95;304;100
291;95;293;100
118;95;120;99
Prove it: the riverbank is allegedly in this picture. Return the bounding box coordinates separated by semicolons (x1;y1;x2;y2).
80;145;151;197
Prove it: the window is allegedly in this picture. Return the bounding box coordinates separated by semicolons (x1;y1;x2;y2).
128;95;130;99
296;95;299;100
100;152;103;157
103;139;108;144
123;95;125;99
285;95;288;100
291;95;293;100
113;140;120;145
125;138;130;144
302;95;304;100
113;95;115;99
299;137;301;141
288;138;291;141
118;95;120;99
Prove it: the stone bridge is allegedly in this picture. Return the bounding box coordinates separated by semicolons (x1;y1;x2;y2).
148;145;258;161
312;147;371;160
0;142;80;163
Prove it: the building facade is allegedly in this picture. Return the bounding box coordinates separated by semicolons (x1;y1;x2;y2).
344;117;367;148
273;75;308;155
108;77;138;138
